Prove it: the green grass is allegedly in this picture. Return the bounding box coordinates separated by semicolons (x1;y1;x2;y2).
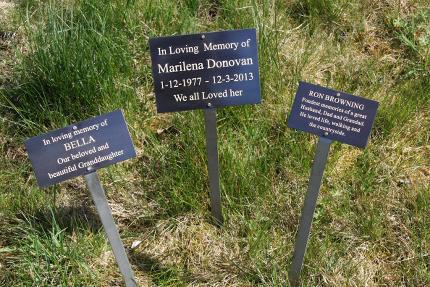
1;0;430;285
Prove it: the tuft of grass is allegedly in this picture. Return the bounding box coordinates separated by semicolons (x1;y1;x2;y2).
3;0;138;133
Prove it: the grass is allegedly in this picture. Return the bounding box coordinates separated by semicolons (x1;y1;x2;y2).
1;0;430;285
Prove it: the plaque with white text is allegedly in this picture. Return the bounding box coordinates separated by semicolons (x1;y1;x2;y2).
149;28;261;113
287;82;379;149
24;110;136;188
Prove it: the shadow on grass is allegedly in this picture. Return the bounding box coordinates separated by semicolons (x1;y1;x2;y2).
15;204;103;235
129;253;179;286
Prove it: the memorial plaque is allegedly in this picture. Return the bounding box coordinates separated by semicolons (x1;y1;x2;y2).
287;81;379;149
24;109;136;188
149;28;261;113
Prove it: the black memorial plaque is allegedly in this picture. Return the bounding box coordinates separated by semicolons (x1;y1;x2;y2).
24;109;136;188
287;82;379;149
149;28;261;113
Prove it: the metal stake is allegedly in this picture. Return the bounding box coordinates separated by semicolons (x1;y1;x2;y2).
289;136;332;286
84;171;137;287
203;108;224;225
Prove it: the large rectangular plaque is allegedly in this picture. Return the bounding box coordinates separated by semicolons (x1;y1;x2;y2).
149;28;261;113
24;109;136;188
287;82;379;149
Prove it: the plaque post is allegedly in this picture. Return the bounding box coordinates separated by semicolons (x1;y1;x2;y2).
84;171;137;287
203;108;224;225
288;136;332;286
149;29;261;226
286;81;379;284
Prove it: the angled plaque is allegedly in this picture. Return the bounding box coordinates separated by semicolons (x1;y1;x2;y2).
24;109;136;188
287;81;379;149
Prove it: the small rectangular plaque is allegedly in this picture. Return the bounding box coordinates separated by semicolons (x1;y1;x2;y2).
149;28;261;113
287;82;379;149
24;109;136;188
